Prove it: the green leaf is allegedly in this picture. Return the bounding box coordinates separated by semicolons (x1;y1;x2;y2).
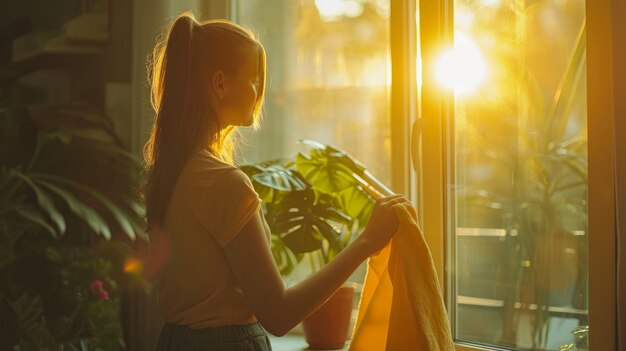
299;139;367;174
87;196;138;240
31;178;111;239
251;165;308;192
33;175;137;240
43;130;72;145
58;128;114;144
12;171;66;235
40;128;141;173
14;208;58;238
299;139;326;151
337;184;374;224
312;217;341;248
314;205;352;226
270;235;303;276
53;303;87;342
119;195;147;240
295;152;354;194
86;299;123;350
281;224;324;254
9;294;43;333
551;135;587;153
559;158;588;182
242;163;310;204
545;22;586;144
9;294;57;349
267;189;352;256
129;216;148;241
121;195;146;218
269;190;323;254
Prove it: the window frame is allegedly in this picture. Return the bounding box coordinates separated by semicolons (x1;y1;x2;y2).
217;0;619;349
585;0;618;349
417;0;619;350
389;0;419;199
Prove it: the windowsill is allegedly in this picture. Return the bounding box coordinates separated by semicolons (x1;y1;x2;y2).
267;334;309;351
268;334;351;351
268;318;353;351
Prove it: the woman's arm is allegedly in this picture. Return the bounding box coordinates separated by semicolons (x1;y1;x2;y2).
223;195;406;336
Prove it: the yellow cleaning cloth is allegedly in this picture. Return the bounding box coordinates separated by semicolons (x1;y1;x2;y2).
349;203;454;351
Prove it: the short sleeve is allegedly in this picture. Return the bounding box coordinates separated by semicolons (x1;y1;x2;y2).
190;168;262;247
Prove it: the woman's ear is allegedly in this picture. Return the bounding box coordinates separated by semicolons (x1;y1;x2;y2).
212;70;225;100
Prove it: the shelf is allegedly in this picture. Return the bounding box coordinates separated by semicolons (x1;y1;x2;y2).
1;48;102;82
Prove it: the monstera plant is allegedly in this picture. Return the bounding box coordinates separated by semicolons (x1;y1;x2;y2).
242;140;394;348
241;140;389;276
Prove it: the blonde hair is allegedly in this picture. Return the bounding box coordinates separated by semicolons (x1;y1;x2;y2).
143;12;266;228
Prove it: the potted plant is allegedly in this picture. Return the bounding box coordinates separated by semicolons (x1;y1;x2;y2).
241;140;392;350
0;103;147;350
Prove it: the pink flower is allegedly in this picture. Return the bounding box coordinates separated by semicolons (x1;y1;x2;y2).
90;280;104;293
90;279;109;300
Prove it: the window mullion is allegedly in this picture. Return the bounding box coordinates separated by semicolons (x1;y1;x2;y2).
418;0;453;309
389;0;418;198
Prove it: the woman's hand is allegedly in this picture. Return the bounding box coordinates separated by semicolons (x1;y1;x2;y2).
358;194;409;255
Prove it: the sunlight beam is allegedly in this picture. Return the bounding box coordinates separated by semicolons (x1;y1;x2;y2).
435;32;487;95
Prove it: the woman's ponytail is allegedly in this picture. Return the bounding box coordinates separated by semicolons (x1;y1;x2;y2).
144;12;199;228
162;13;196;117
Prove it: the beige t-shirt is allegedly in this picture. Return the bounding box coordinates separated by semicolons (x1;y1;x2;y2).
151;149;268;328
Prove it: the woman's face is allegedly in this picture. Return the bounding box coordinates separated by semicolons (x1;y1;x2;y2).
217;49;261;127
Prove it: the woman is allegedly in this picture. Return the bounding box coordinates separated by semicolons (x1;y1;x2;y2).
143;12;409;351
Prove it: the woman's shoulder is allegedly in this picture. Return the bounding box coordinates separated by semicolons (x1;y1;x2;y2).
180;153;260;216
181;150;255;193
186;149;235;172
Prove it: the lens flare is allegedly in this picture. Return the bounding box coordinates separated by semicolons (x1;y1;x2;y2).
124;257;143;274
435;33;487;95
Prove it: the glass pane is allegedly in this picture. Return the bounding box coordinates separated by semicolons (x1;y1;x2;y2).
234;0;390;305
446;1;589;349
235;0;391;188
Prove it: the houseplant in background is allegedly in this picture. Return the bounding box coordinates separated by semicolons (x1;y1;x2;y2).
0;102;147;350
241;140;392;350
560;325;588;351
457;19;588;349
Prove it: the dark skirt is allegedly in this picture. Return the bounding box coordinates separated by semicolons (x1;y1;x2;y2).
155;322;273;351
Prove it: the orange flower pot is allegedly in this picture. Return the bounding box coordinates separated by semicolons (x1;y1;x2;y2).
303;285;355;350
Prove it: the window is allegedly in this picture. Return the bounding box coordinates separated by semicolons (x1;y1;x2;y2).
234;0;393;189
232;0;394;316
419;0;617;350
444;1;588;349
230;0;617;349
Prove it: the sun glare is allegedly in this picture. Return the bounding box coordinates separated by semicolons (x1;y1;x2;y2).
435;32;487;95
315;0;364;21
